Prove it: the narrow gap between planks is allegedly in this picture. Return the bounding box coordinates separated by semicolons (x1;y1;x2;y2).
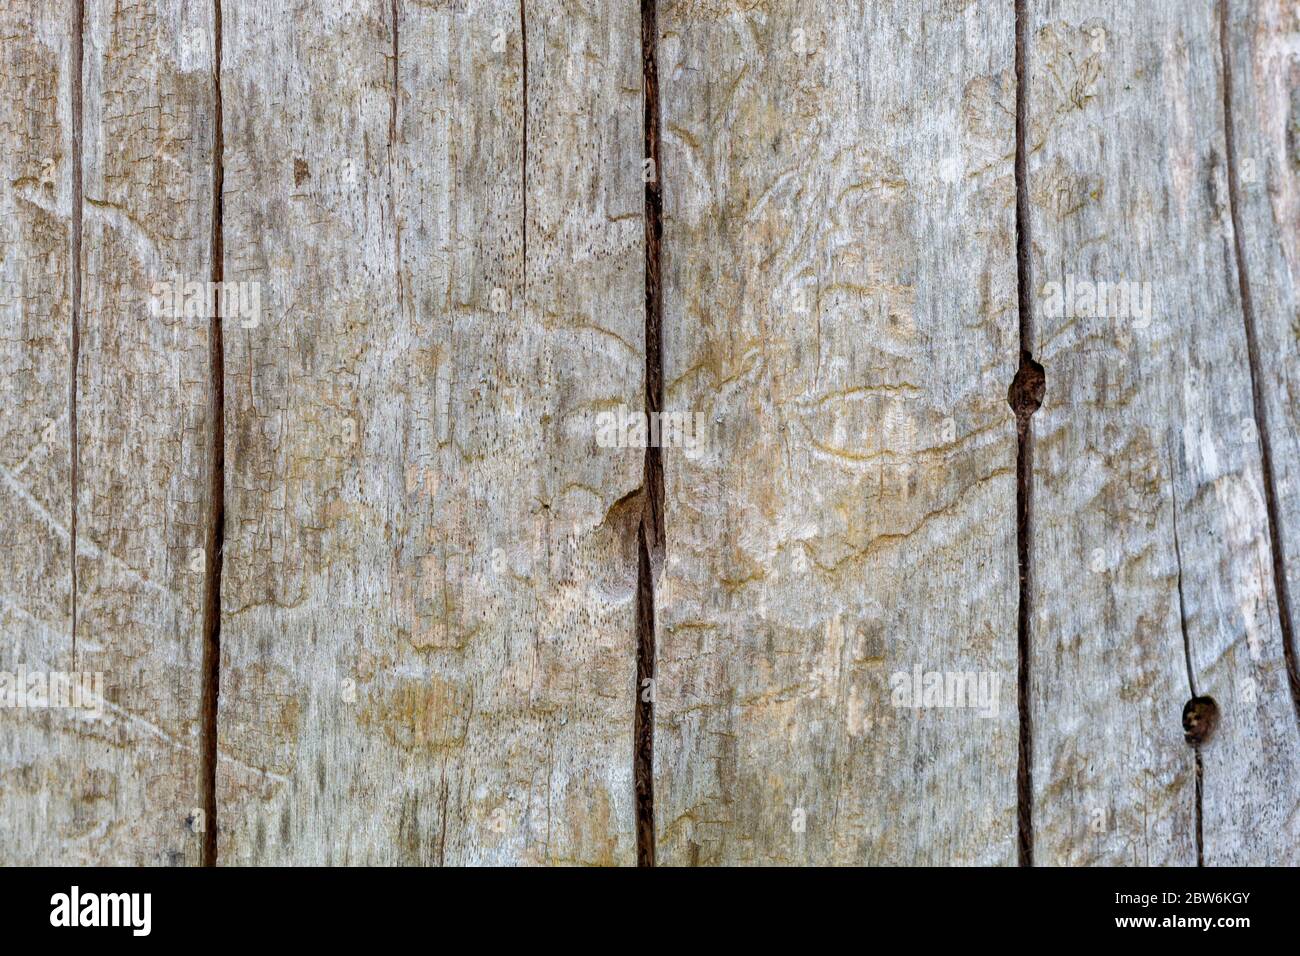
198;0;226;868
519;0;528;301
1010;0;1045;869
69;0;84;669
635;0;664;868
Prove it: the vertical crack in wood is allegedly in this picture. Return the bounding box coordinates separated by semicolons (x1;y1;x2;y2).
436;773;449;867
199;0;226;868
1218;0;1300;730
69;0;83;668
634;521;656;866
1011;0;1039;869
1167;443;1204;866
519;0;528;303
1193;747;1205;866
1167;446;1197;697
389;0;403;315
636;0;663;868
389;0;399;151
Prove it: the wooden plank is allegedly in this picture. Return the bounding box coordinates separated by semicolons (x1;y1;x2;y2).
1223;1;1300;688
215;0;438;866
515;0;644;865
0;0;76;864
216;0;643;865
72;0;214;865
1;0;215;865
653;0;1021;864
2;0;1295;869
1215;0;1300;863
1026;0;1300;865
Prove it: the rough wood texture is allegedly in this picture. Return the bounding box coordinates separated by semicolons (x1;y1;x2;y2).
3;0;1299;867
75;0;214;866
0;0;76;864
1027;0;1300;865
215;0;643;865
1;0;213;865
1224;0;1300;712
652;0;1021;865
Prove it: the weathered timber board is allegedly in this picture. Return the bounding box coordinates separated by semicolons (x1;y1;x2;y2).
1;0;214;865
0;0;77;864
1026;0;1300;865
215;0;643;865
1;0;1297;867
75;0;214;866
1224;0;1300;718
652;0;1022;865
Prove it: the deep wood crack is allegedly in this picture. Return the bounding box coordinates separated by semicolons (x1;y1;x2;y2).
69;0;83;669
635;0;663;868
1168;442;1206;867
520;0;528;305
198;0;226;868
1011;0;1040;869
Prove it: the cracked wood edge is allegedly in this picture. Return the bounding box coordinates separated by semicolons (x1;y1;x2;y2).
215;0;643;865
653;0;1021;865
1026;0;1300;865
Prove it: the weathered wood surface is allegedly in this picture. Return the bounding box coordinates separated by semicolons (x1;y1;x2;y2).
1;0;1297;866
1027;0;1300;865
1224;0;1300;714
76;0;214;866
0;0;76;864
214;0;643;865
1;0;213;865
652;0;1020;865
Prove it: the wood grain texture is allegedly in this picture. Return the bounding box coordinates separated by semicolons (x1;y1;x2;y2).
0;0;76;865
1214;0;1300;862
1223;0;1300;712
2;0;215;866
76;0;214;866
1026;0;1300;865
652;0;1021;865
4;0;1300;868
215;0;643;865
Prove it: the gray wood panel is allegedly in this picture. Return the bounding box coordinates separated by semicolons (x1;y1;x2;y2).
1;0;214;865
215;0;643;865
1026;0;1300;865
0;0;77;865
1;0;1296;867
653;0;1021;865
